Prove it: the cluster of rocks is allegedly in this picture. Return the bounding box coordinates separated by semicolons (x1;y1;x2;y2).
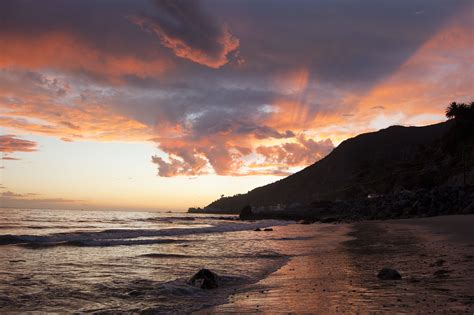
238;186;474;222
322;186;474;221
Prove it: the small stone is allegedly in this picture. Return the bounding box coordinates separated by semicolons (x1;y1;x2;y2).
377;268;402;280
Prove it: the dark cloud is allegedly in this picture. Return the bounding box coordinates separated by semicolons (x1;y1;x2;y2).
130;0;240;68
0;0;471;178
212;0;470;82
0;0;158;57
3;0;465;82
0;0;240;71
190;115;295;140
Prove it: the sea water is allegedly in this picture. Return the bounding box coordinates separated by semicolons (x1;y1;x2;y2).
0;208;291;313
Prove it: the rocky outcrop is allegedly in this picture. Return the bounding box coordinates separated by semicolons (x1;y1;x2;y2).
319;186;474;221
236;186;474;222
188;269;220;289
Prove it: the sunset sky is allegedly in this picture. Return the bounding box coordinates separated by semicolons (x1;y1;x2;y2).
1;0;473;211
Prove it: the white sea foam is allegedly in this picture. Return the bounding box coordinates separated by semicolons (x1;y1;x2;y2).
0;209;295;313
0;219;287;247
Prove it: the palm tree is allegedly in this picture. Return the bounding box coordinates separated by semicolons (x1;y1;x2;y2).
446;102;460;119
446;101;473;120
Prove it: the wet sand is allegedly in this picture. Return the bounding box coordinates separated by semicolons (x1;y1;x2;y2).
199;215;474;314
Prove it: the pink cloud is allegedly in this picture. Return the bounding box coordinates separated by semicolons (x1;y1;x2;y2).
0;135;37;153
256;137;334;167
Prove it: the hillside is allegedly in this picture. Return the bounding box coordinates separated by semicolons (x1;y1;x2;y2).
199;119;473;214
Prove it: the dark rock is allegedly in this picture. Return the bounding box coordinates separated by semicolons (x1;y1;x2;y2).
254;228;262;231
263;228;273;231
377;268;402;280
298;219;312;224
239;205;253;219
188;269;220;289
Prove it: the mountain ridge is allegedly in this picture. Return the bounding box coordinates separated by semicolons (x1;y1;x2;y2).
193;119;473;215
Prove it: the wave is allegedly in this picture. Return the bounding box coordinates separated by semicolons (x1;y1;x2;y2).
137;215;237;223
140;253;193;258
139;250;286;260
80;273;251;313
21;238;193;249
0;220;286;248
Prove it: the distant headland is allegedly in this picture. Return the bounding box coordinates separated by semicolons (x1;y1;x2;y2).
189;102;474;222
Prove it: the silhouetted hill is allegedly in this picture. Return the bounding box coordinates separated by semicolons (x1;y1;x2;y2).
199;119;473;215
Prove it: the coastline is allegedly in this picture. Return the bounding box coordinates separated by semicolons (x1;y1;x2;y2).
199;215;474;314
196;222;354;314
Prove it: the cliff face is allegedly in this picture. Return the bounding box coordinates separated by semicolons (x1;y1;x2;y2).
204;120;474;213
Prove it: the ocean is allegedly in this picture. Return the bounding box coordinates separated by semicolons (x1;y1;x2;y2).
0;208;295;313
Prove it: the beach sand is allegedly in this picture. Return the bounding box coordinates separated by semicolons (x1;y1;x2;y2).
199;215;474;314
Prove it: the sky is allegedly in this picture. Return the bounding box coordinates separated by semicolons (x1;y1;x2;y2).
1;0;473;211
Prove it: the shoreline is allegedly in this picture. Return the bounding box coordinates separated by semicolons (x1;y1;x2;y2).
196;222;354;314
191;185;474;223
199;214;474;314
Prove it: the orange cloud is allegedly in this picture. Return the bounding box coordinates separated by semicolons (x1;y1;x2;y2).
256;136;333;167
354;9;473;122
273;68;310;94
0;33;171;79
131;17;239;69
0;94;153;141
1;4;470;180
152;133;252;177
0;135;37;153
151;121;334;177
267;100;312;130
260;9;474;148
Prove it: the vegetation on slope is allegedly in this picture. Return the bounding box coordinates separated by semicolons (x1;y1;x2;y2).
193;102;474;215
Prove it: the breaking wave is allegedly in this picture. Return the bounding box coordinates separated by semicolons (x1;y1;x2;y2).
0;220;286;248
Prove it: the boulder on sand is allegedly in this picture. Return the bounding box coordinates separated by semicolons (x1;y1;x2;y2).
377;268;402;280
188;269;220;289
